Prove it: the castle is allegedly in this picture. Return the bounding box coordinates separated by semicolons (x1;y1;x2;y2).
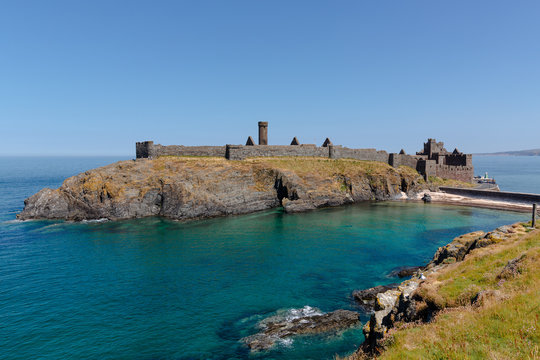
136;122;473;182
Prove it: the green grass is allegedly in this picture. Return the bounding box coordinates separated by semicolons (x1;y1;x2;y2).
375;226;540;359
380;289;539;359
247;157;396;176
428;175;475;188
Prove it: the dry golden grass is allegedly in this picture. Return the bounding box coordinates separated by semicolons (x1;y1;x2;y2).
341;224;540;359
428;175;476;188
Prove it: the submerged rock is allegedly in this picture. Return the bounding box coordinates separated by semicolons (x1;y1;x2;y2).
241;306;360;352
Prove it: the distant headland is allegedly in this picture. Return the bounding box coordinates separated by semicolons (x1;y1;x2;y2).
476;148;540;156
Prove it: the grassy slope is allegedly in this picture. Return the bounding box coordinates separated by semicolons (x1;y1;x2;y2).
347;223;540;360
157;155;470;188
427;176;476;188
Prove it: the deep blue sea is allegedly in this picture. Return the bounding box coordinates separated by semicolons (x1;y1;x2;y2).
474;155;540;193
0;156;535;360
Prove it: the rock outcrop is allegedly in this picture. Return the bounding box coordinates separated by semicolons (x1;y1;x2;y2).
241;306;360;352
387;265;423;278
17;157;425;221
354;223;528;355
352;284;399;311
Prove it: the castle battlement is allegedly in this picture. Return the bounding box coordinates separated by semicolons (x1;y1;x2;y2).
136;122;474;182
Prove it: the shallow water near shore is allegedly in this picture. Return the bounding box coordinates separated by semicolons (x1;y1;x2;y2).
0;157;531;359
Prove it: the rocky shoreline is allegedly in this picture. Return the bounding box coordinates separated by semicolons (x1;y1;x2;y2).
16;157;426;221
236;221;529;355
241;306;360;352
349;222;529;357
16;156;530;222
15;156;535;356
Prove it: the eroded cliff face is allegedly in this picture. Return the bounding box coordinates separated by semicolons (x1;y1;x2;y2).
17;157;426;221
354;223;532;356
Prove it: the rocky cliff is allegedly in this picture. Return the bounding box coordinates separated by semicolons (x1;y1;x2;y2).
351;222;534;358
17;157;426;221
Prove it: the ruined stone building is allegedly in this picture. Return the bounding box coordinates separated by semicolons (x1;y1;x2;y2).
136;122;474;182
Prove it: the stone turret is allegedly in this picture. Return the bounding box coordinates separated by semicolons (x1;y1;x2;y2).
136;141;155;159
419;138;447;158
258;122;268;145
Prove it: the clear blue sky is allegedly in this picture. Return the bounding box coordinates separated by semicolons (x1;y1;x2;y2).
1;1;539;155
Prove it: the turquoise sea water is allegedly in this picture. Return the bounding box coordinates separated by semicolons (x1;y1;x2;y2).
0;156;533;359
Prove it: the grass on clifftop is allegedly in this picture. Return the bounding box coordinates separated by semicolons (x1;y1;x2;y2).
152;155;474;188
344;224;540;360
153;156;406;175
428;176;476;189
246;157;405;177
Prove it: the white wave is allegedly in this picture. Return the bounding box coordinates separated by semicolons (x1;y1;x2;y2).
81;218;109;223
2;219;26;224
258;305;324;329
285;305;323;321
277;337;294;347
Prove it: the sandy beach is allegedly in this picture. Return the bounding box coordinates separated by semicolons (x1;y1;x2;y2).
407;191;535;213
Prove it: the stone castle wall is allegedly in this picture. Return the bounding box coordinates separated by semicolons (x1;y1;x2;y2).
388;153;420;168
435;165;474;183
153;144;226;157
444;154;473;167
416;159;437;180
225;144;329;160
136;140;474;183
331;147;390;163
136;141;156;159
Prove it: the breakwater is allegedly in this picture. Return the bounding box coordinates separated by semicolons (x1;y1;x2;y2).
439;186;540;204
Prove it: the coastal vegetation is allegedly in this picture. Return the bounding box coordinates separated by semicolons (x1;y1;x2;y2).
427;175;475;189
16;156;475;221
17;156;445;221
343;222;540;359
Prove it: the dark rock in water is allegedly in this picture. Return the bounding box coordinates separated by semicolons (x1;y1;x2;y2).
422;193;432;203
388;266;423;278
241;306;360;352
352;284;399;311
